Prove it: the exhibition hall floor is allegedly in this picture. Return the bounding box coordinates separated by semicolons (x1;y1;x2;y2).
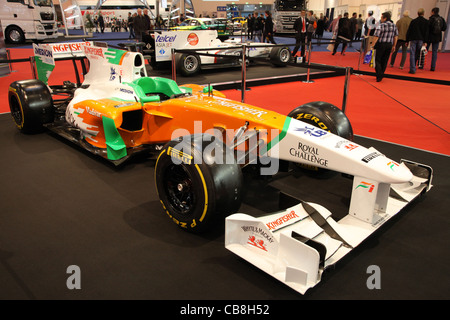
0;114;448;300
0;34;449;301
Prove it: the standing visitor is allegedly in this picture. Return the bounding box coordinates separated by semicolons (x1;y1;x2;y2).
306;10;316;49
315;13;325;45
292;10;308;59
371;11;398;82
247;14;254;40
427;7;447;71
365;11;377;36
390;10;412;69
349;12;357;46
98;12;105;33
263;11;276;44
363;10;376;54
355;14;363;40
332;12;351;55
406;8;429;74
253;12;263;42
143;9;152;31
127;12;134;39
133;9;146;42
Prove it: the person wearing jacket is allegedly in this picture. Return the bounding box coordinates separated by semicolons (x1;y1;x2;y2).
292;10;309;58
390;10;412;69
332;12;352;55
427;7;447;71
253;12;263;43
263;11;276;44
406;8;429;74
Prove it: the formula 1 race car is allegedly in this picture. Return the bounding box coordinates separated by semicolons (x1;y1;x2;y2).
143;30;291;76
8;43;432;295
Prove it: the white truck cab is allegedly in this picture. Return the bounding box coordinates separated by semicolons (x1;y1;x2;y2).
0;0;58;44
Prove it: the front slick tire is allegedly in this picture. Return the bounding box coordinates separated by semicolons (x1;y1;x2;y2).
288;101;353;175
155;134;243;233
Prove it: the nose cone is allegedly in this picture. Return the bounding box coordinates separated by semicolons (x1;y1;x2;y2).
382;160;414;184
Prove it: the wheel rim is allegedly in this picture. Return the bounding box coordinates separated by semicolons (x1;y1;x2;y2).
184;55;198;72
9;95;23;127
280;49;290;62
9;30;21;42
163;164;196;215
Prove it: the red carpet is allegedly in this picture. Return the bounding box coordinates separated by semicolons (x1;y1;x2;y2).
2;48;449;155
309;51;450;82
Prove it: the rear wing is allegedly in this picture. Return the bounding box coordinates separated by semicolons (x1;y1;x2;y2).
33;41;147;86
33;41;92;85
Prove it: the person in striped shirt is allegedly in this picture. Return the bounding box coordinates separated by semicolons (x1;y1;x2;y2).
371;11;398;82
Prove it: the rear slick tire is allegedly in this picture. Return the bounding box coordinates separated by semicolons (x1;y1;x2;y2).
8;79;54;134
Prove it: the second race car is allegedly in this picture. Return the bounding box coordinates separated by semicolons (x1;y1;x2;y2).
144;30;291;76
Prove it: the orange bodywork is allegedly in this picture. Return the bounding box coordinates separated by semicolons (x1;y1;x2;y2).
75;84;288;152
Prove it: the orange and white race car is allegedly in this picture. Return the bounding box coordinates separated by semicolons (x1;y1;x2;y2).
8;43;432;294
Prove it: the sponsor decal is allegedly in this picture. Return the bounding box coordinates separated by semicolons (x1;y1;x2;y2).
296;113;329;130
187;33;199;46
167;146;193;165
51;42;91;53
155;34;177;43
289;142;328;167
294;125;328;138
387;161;399;171
362;151;382;163
241;225;274;251
109;67;117;81
247;236;267;251
34;46;53;58
84;46;104;58
266;210;299;231
155;34;177;49
335;140;359;151
211;98;267;118
85;107;101;118
344;144;359;151
119;88;134;95
356;181;375;192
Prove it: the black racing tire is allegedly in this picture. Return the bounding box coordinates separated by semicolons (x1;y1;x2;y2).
269;46;291;66
177;53;201;76
5;26;25;44
8;79;54;134
155;134;243;233
288;101;353;174
288;101;353;140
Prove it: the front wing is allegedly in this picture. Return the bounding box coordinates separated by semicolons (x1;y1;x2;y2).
225;160;432;294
